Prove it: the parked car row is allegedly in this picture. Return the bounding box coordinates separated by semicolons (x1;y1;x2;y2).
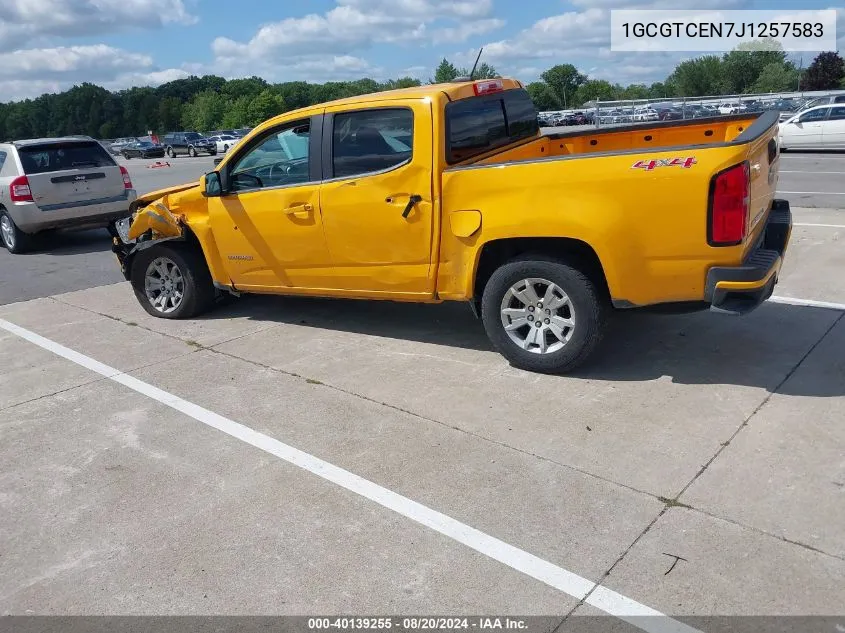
102;128;254;160
538;94;842;128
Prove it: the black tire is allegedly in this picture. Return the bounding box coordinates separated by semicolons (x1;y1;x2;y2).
166;146;174;158
223;144;229;152
0;209;33;254
209;149;217;156
481;258;608;374
130;243;216;319
189;146;197;157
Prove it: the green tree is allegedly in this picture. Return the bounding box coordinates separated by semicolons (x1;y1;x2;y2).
432;58;460;83
221;96;251;129
246;89;285;126
466;62;499;79
158;96;183;132
274;81;313;110
752;62;800;93
540;64;586;109
181;90;227;132
666;55;723;96
525;81;559;111
380;77;422;90
574;79;617;106
802;52;845;91
719;43;787;94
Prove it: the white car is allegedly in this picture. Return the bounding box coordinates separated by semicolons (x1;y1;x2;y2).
207;135;239;153
779;104;845;151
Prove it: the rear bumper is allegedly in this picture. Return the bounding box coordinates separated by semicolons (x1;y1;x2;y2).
10;190;137;233
704;199;792;315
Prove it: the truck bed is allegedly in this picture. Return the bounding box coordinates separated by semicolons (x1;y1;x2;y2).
438;111;781;307
472;113;769;166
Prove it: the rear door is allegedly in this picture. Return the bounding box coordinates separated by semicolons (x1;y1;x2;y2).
317;100;435;295
16;141;126;209
822;106;845;148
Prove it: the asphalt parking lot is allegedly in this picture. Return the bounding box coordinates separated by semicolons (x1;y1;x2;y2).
1;149;844;628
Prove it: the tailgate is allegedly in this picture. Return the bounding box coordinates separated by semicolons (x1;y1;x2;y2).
18;141;125;208
740;115;780;258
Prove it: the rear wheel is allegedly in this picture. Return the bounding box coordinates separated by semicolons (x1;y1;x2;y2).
188;146;197;157
166;147;174;158
0;210;32;254
130;244;216;319
481;258;608;374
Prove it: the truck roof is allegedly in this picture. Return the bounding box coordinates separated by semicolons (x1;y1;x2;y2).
279;78;525;120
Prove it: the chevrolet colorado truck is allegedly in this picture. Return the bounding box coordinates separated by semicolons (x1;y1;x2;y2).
110;78;791;374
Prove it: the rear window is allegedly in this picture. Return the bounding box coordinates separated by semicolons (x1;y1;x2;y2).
184;133;201;141
18;141;115;174
445;89;539;164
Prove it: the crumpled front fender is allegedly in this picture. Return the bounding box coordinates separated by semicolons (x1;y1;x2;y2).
127;201;184;241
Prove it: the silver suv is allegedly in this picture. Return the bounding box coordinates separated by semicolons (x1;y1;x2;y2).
0;137;137;253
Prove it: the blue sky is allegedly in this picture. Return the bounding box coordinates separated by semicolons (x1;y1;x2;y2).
0;0;841;101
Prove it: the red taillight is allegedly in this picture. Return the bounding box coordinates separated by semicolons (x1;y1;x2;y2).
120;165;133;189
473;79;504;96
709;162;749;246
9;175;33;202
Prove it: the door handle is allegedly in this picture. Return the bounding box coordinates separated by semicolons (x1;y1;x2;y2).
388;194;421;219
284;203;313;219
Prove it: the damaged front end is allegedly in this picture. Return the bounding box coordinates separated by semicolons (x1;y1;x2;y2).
109;185;195;280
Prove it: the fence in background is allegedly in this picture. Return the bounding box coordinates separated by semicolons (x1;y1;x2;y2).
540;88;845;128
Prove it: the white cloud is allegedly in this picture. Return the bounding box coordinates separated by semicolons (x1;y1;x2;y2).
432;19;505;45
0;45;152;79
0;44;192;100
0;0;197;51
210;0;503;83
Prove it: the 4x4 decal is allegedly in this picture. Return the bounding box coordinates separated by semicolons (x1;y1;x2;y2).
632;157;697;171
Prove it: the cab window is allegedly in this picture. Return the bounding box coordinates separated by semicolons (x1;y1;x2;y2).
799;108;828;123
829;107;845;121
332;108;413;179
229;120;311;192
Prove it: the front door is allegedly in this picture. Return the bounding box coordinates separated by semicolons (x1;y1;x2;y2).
206;115;331;290
787;107;828;147
318;100;435;296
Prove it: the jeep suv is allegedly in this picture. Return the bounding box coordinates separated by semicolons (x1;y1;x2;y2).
0;136;136;253
161;132;217;158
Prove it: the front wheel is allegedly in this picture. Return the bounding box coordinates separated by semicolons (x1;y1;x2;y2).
130;244;216;319
166;147;174;158
188;146;197;157
481;259;608;374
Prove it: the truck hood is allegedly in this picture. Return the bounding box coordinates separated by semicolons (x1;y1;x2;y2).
129;182;200;214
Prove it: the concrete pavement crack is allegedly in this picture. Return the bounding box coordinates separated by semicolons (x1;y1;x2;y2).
555;308;845;626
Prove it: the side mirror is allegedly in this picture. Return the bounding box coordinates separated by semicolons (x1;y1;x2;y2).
202;172;222;197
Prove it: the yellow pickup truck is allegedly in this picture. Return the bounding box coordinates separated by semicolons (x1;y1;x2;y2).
111;78;791;373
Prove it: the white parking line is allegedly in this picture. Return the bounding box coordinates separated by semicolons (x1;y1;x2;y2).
777;191;845;195
0;317;698;633
793;223;845;228
769;296;845;310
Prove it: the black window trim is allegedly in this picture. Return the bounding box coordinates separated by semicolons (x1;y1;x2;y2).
219;114;323;195
444;88;539;165
321;105;415;183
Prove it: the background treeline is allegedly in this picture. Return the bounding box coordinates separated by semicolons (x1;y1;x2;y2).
1;50;843;141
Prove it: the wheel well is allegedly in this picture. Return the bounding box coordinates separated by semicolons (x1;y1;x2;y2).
473;237;610;302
